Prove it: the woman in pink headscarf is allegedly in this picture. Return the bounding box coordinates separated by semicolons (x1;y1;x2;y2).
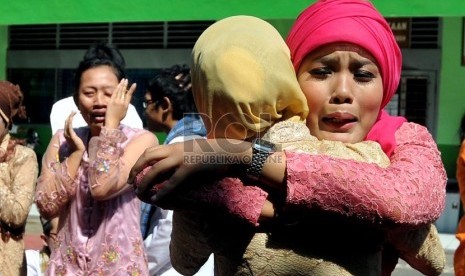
130;0;446;275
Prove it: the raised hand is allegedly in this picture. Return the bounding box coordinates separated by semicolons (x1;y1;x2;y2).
105;78;137;129
128;139;251;204
64;111;85;153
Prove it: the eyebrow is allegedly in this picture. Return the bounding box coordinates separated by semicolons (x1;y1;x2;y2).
317;55;375;68
352;59;374;68
316;56;337;64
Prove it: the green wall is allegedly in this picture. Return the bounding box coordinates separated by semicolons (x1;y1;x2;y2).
1;0;465;25
437;17;465;177
2;0;465;176
0;26;6;80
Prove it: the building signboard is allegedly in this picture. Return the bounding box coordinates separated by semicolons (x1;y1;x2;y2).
387;17;410;48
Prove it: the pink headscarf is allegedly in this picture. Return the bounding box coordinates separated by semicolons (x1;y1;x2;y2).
286;0;406;156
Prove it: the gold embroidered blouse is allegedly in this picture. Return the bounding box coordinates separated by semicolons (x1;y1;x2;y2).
0;141;38;276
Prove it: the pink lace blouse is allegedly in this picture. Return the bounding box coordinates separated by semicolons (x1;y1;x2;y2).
35;126;158;276
284;122;446;226
185;122;446;227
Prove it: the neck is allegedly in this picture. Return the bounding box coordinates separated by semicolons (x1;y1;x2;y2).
90;126;101;137
165;119;178;132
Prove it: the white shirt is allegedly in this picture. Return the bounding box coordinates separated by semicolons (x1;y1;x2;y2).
25;250;44;276
49;96;143;134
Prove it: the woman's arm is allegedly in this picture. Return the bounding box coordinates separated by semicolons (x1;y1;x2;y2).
0;146;38;227
283;123;446;226
89;127;158;201
223;123;445;226
35;132;80;219
131;123;446;227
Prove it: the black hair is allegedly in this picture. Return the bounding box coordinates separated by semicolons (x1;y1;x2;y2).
39;216;52;237
39;216;54;255
73;42;126;102
460;112;465;142
147;64;197;120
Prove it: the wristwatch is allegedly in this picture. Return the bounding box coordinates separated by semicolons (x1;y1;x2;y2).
246;138;276;181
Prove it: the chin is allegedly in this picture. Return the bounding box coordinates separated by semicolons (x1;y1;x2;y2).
93;124;104;129
89;124;103;136
320;133;360;143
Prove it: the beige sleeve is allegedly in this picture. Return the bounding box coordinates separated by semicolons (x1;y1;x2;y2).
0;146;38;227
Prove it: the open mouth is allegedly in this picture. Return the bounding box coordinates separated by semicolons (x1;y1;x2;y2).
91;112;106;123
322;116;357;124
322;113;357;129
322;117;357;124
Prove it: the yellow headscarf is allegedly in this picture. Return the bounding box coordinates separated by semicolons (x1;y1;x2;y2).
191;15;308;140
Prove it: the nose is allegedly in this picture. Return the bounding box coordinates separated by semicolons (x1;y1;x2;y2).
94;91;106;106
329;75;353;104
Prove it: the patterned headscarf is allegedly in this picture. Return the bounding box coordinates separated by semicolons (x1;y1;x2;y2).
0;81;25;162
0;81;24;129
191;15;308;140
286;0;406;155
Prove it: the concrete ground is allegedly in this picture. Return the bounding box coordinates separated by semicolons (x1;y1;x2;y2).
24;212;42;250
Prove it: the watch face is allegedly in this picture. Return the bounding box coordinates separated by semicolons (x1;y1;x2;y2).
254;138;276;152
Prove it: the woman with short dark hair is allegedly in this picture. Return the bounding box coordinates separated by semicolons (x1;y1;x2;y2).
35;43;158;275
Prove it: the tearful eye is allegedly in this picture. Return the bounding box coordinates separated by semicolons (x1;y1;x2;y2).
354;70;375;82
309;67;331;78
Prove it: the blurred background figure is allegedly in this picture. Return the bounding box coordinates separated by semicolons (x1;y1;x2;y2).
0;80;38;276
7;81;27;135
455;112;465;276
25;217;59;276
50;95;143;134
140;64;213;276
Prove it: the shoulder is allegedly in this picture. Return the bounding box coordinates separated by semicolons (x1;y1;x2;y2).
121;104;143;129
169;135;205;144
264;120;315;143
395;122;434;143
51;96;74;109
25;249;40;259
15;144;36;156
127;104;138;111
14;144;37;162
121;125;158;141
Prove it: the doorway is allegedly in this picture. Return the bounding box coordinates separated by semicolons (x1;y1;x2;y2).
385;70;437;136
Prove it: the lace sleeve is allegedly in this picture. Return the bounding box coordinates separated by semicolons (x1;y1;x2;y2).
0;146;38;227
35;132;78;219
285;122;447;226
153;177;269;226
88;127;158;200
191;178;268;226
